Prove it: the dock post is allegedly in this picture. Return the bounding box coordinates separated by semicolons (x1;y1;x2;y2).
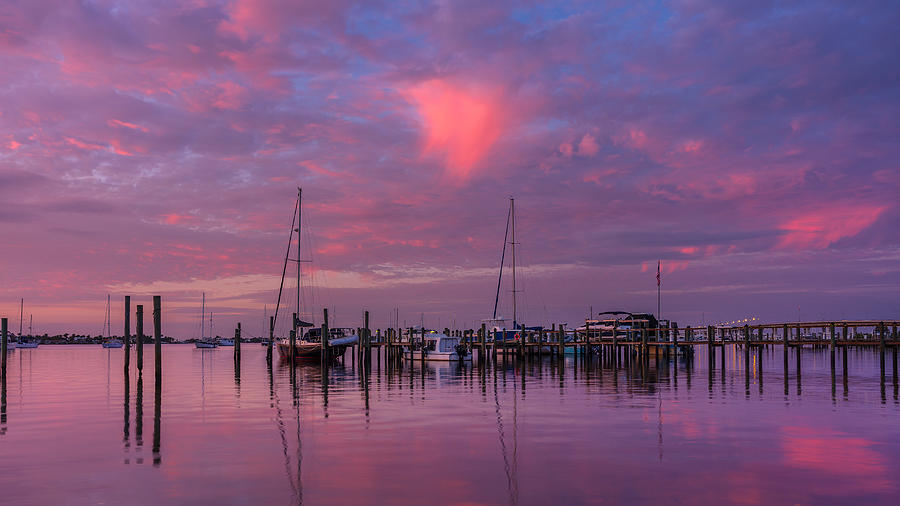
782;323;789;372
558;324;564;359
267;316;274;363
365;311;370;359
153;296;161;382
719;327;726;369
538;327;544;359
706;325;714;369
136;305;144;371
795;325;801;376
1;318;6;375
421;327;426;366
321;308;330;363
124;296;131;372
641;328;648;362
289;329;296;363
880;322;886;352
480;323;486;362
612;322;619;365
234;323;242;365
519;325;525;358
743;325;750;372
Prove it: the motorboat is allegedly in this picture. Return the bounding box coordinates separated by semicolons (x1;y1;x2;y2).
217;338;234;346
102;339;123;348
195;341;217;349
405;332;472;362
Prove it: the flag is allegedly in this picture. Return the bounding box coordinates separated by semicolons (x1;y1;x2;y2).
656;260;660;287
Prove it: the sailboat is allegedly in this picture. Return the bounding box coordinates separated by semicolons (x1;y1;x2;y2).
101;294;124;348
195;292;217;348
483;198;524;349
16;298;39;349
275;188;357;361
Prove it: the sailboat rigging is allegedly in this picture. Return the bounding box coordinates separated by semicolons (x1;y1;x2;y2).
275;188;356;361
195;292;217;348
102;294;124;348
16;298;39;348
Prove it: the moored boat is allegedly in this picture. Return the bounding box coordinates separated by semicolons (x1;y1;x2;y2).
405;332;472;361
102;339;123;348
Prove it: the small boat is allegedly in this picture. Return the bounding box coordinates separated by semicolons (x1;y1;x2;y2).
102;339;123;348
405;332;472;362
16;299;38;348
194;293;217;348
217;338;234;346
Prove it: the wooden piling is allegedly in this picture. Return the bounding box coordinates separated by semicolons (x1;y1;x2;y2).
783;323;789;371
641;328;648;361
743;325;750;373
364;311;370;357
421;327;426;366
706;326;714;368
480;323;486;362
153;296;161;381
124;296;131;371
719;327;726;368
558;324;564;358
234;323;241;364
321;308;330;363
136;305;144;371
1;318;6;374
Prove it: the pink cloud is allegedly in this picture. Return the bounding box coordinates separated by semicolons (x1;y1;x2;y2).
578;133;599;156
778;204;886;249
405;79;507;182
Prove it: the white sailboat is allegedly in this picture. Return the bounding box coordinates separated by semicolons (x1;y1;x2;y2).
195;292;217;348
101;294;124;348
16;298;39;349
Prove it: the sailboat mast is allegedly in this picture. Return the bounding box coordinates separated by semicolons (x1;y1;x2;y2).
107;294;111;338
510;198;517;329
296;188;302;334
201;292;205;340
19;298;24;336
28;314;32;337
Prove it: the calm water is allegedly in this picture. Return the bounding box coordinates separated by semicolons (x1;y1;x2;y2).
1;344;899;505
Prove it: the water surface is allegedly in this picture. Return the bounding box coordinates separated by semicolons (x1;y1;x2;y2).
1;344;898;505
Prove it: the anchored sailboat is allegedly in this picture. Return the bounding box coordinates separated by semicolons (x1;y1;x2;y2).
195;292;217;348
102;294;124;348
16;298;39;348
484;198;523;344
274;188;357;361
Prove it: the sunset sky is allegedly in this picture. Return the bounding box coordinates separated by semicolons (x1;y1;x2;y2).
1;0;898;337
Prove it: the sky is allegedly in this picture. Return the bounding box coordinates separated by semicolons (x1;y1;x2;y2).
1;0;899;338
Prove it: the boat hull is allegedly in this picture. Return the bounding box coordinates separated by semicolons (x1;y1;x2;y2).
102;341;123;348
218;339;234;346
276;341;350;361
16;342;39;349
195;342;217;349
405;350;472;362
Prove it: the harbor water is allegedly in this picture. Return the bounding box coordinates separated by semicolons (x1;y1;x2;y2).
1;344;898;505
